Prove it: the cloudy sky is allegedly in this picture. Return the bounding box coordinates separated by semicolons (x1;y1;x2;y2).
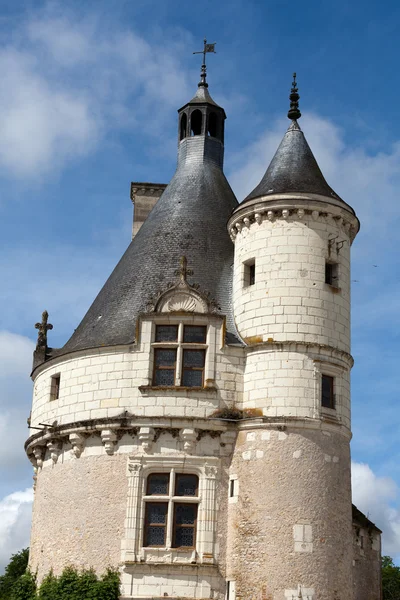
1;0;400;573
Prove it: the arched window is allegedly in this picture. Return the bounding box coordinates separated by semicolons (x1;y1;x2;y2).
190;110;202;136
180;113;187;141
207;112;218;138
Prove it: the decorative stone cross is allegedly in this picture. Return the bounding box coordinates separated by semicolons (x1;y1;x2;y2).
35;310;53;350
175;256;193;284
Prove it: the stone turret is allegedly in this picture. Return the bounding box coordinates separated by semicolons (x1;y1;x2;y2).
226;75;360;599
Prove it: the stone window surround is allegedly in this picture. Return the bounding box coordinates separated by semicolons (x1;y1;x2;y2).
122;455;219;565
313;360;346;420
139;314;222;390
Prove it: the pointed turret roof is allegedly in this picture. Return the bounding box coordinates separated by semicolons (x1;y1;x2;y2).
53;76;239;359
243;74;350;208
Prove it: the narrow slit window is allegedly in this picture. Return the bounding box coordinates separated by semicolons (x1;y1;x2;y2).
321;374;335;409
229;479;235;497
50;374;60;401
244;260;256;287
325;262;338;286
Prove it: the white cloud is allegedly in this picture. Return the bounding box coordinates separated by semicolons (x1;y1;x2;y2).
0;10;194;180
0;488;33;573
352;461;400;557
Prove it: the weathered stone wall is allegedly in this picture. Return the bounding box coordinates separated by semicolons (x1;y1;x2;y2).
29;454;128;580
231;208;352;353
352;520;382;600
30;316;244;430
226;425;353;600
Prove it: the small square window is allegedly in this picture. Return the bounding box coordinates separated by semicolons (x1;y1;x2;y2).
147;474;170;495
50;374;60;401
175;474;198;496
243;260;256;287
321;374;335;409
155;325;178;342
183;325;207;343
325;262;338;286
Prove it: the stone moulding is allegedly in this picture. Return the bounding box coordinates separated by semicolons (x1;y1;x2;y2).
244;340;354;368
25;415;230;468
227;194;360;243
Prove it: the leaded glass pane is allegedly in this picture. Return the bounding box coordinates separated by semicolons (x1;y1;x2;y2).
182;369;203;387
174;527;194;548
146;526;166;546
175;474;198;496
183;350;205;368
154;369;175;386
147;474;169;495
147;503;168;524
175;503;196;525
183;325;207;343
155;348;176;366
155;325;178;342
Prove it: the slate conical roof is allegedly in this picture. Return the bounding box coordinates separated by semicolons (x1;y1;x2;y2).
244;120;346;204
244;74;352;212
60;83;239;355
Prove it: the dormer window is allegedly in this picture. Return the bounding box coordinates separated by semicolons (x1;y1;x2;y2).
152;324;207;388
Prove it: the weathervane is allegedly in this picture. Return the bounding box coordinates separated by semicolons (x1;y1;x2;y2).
193;38;216;88
288;72;301;121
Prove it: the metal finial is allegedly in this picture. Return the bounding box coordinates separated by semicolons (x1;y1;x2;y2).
193;38;216;88
35;310;53;351
287;72;301;121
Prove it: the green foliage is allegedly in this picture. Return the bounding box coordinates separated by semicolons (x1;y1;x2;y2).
382;556;400;600
0;549;30;600
9;572;36;600
37;571;57;600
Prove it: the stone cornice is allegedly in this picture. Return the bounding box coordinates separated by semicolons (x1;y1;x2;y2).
236;415;352;441
244;340;354;368
227;194;360;244
130;182;167;203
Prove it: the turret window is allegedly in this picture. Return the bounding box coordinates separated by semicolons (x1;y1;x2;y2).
152;324;207;388
190;109;203;136
325;261;338;287
321;374;335;409
243;259;256;287
50;374;61;401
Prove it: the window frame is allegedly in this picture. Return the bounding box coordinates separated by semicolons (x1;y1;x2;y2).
325;261;339;288
50;373;61;401
243;258;256;287
152;347;177;387
321;373;335;409
152;323;208;388
142;470;200;550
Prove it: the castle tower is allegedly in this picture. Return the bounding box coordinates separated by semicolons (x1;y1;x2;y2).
26;51;241;599
226;75;360;599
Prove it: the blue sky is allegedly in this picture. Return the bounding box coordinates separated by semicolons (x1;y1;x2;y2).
1;0;400;571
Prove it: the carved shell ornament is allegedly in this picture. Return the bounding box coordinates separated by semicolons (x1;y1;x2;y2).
167;294;197;312
151;256;218;314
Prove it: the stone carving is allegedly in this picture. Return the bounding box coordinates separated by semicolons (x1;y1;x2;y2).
138;427;155;452
267;210;274;221
47;440;62;464
180;428;197;453
167;294;198;313
255;213;262;224
35;310;53;351
69;432;86;458
33;446;45;469
297;208;305;219
282;209;290;219
205;464;218;478
101;429;117;455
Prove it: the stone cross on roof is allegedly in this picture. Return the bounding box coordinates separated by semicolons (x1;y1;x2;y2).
175;256;193;284
35;310;53;351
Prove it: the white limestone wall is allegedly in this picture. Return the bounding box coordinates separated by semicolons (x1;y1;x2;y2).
243;347;351;430
30;317;244;430
232;211;352;353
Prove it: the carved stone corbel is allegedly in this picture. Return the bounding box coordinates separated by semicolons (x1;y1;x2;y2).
101;429;118;455
180;428;197;454
138;427;155;452
69;432;86;458
33;445;45;469
47;440;62;464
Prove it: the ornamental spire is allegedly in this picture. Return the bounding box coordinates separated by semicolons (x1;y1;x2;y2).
193;38;216;88
287;72;301;121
